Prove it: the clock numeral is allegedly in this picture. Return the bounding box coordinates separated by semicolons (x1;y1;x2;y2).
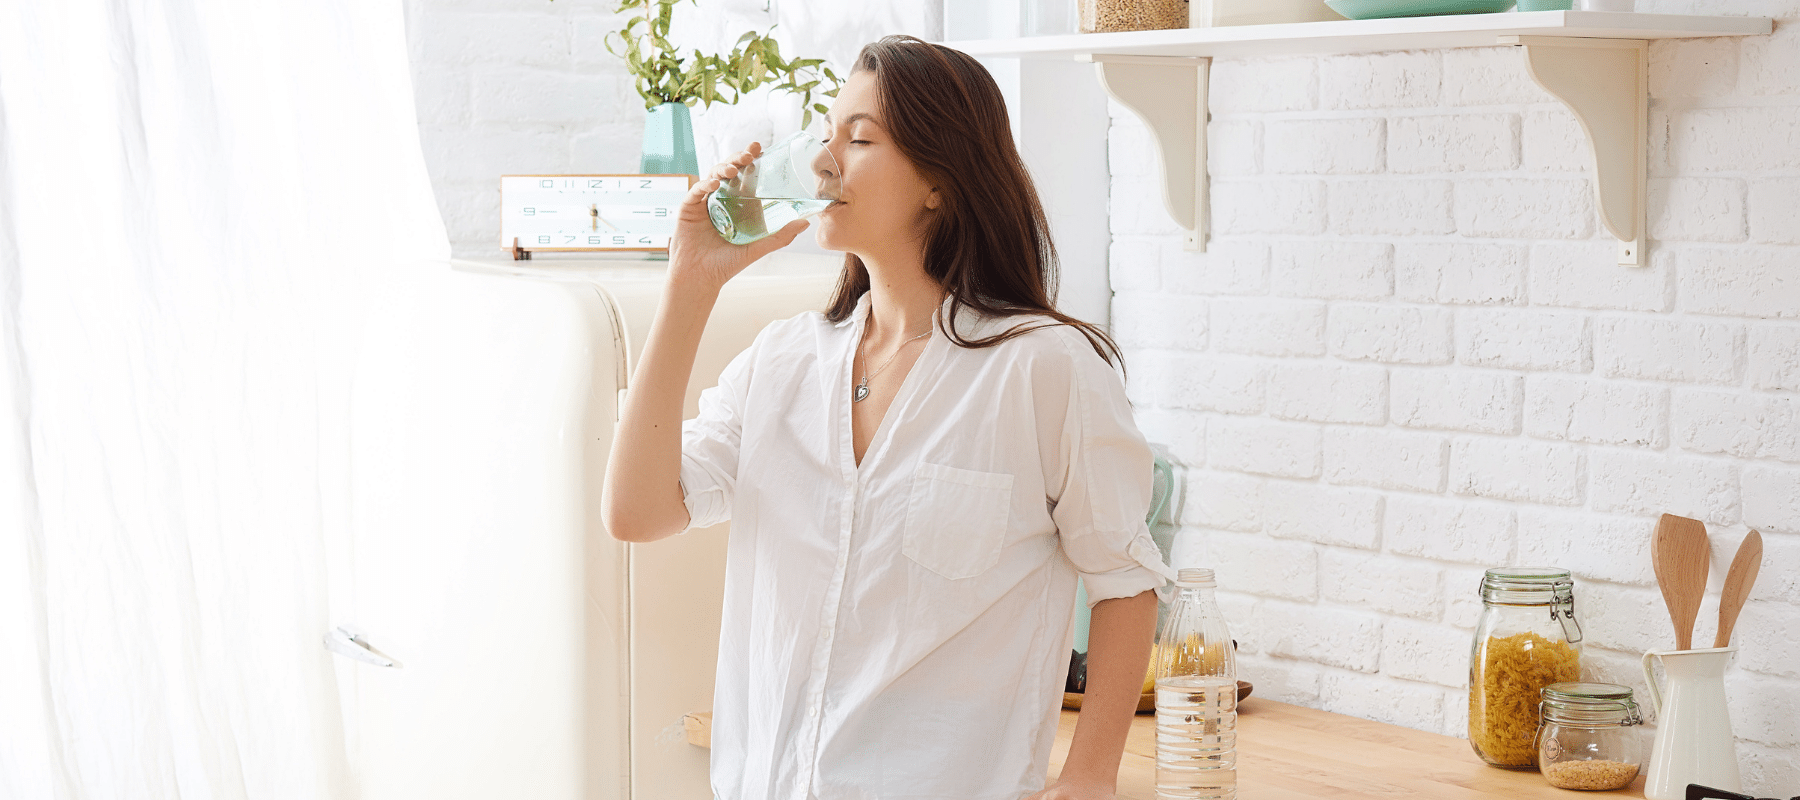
589;236;603;245
538;235;552;244
654;207;668;217
539;179;554;188
640;179;653;189
588;179;602;188
612;236;626;245
639;236;653;244
565;236;577;244
631;209;650;216
523;207;535;216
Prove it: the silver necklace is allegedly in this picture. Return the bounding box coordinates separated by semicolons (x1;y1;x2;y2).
853;326;931;403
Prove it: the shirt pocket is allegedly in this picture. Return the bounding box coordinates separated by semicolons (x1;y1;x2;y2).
901;462;1014;580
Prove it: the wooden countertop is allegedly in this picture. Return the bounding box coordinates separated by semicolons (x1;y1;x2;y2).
684;698;1647;799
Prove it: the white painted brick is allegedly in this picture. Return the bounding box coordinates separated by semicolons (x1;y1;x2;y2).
1211;180;1327;236
1440;686;1470;739
1107;237;1162;292
416;12;573;68
1213;592;1259;649
1329;304;1454;365
1264;482;1384;550
1111;174;1186;237
1530;242;1674;312
1266;118;1385;174
1443;565;1491;628
1386;495;1516;564
1747;178;1800;245
1595;316;1743;385
1209;530;1318;602
1747;530;1800;604
1648;36;1740;98
1160;240;1270;296
1740;16;1800;98
1328;180;1456;237
1750;324;1800;391
1391;369;1522;435
1727;671;1800;747
411;65;474;126
421;124;570;183
1667;106;1800;173
1319;671;1445;731
472;67;622;124
1589;448;1740;524
1442;47;1555;106
1580;648;1656;710
570;121;648;173
1318;50;1441;110
1110;291;1208;350
1322;549;1441;619
1213;298;1328;357
1455;179;1593;239
1209;417;1322;479
1134;408;1208;467
1207;119;1261;178
1394;243;1525;306
1730;601;1800;679
1740;741;1800;800
1108;115;1157;179
1388;113;1519;173
1209;57;1317;113
1673;389;1800;463
1177;470;1264;532
1516;509;1656;587
1524;376;1669;448
1521;107;1587;173
1267;363;1388;425
1650;178;1749;243
1271;241;1394;301
1578;582;1673;655
1450;438;1584;506
1323;426;1449;493
1744;464;1800;535
1679;246;1800;320
1457;308;1591;373
1233;653;1324;706
1262;600;1384;672
1148;354;1266;415
1379;618;1469;687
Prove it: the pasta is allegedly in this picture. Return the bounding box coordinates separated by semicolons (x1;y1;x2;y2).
1468;631;1581;767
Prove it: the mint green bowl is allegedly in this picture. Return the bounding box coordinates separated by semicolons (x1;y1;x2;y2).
1325;0;1516;19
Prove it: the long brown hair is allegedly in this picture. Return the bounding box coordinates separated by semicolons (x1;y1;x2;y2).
821;35;1125;371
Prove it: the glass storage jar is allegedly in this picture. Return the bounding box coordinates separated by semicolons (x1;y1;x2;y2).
1537;682;1643;791
1078;0;1189;32
1468;567;1584;769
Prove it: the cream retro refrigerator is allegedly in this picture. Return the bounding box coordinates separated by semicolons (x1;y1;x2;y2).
334;254;839;800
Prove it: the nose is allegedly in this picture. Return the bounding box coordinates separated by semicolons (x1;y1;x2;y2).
810;145;841;201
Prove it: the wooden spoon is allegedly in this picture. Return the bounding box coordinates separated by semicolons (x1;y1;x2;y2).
1713;530;1763;648
1652;513;1711;651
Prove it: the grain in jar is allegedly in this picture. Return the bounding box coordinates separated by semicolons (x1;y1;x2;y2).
1079;0;1189;33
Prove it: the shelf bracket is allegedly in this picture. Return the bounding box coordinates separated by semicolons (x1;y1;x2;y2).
1502;35;1647;267
1082;55;1209;252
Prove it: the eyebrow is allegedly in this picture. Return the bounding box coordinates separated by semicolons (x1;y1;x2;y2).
823;112;878;128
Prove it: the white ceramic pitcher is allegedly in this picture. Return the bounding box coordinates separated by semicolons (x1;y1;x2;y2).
1641;646;1740;800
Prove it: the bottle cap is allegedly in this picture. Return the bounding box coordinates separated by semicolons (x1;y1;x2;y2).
1176;567;1215;588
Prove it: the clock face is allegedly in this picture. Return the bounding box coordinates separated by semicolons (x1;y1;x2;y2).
500;175;693;252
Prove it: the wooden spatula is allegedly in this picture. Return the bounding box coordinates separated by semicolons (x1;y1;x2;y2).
1714;530;1763;648
1652;513;1711;651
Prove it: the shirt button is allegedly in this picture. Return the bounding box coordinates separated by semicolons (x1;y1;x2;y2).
821;628;832;640
809;703;820;717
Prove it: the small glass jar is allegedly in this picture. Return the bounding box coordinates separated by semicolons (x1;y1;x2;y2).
1078;0;1189;32
1537;682;1643;791
1468;567;1584;769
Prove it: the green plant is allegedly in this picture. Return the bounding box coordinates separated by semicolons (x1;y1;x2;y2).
592;0;841;128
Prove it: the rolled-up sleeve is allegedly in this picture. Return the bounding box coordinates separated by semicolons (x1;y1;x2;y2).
677;339;756;532
1046;331;1179;609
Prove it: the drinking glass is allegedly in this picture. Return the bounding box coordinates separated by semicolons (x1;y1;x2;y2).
706;131;840;245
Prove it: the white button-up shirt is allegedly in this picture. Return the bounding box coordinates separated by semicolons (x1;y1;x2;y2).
678;291;1176;800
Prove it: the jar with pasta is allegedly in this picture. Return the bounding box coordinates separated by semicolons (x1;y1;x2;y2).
1078;0;1189;33
1468;567;1583;769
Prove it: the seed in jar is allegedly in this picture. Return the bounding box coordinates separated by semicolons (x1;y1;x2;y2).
1543;759;1639;791
1081;0;1189;32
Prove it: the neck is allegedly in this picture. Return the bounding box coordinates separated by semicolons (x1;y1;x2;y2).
858;251;944;344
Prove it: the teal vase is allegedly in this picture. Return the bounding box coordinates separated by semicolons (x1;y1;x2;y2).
641;101;699;177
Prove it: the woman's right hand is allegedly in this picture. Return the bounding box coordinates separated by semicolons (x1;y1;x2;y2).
666;142;814;292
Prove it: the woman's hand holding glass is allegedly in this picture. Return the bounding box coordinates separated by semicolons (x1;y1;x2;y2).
667;143;813;292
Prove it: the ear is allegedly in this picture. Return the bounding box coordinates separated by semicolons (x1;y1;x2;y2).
925;188;941;210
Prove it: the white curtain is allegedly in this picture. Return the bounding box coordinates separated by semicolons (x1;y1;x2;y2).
0;2;448;798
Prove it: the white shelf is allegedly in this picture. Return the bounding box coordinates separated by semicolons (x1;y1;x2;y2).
951;11;1769;60
951;12;1772;266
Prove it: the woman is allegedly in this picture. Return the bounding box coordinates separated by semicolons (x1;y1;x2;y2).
602;35;1176;800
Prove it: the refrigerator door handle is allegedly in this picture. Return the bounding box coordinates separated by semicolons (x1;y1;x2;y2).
324;625;402;668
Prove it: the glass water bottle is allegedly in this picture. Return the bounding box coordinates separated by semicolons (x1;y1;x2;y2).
1153;568;1237;800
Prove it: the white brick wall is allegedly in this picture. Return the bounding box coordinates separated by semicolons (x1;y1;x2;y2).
1115;5;1800;790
